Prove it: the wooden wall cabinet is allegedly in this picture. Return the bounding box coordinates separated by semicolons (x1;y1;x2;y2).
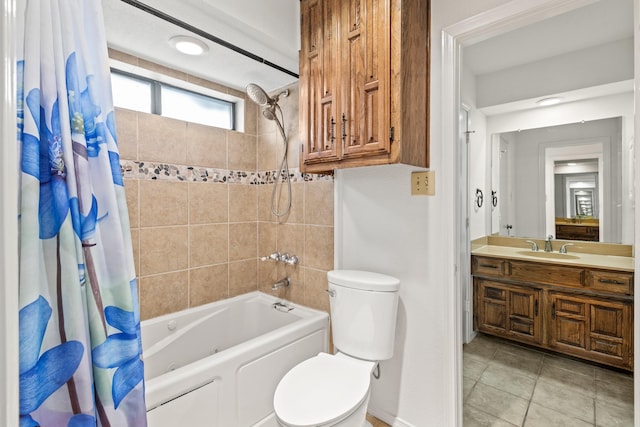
472;255;634;371
299;0;430;173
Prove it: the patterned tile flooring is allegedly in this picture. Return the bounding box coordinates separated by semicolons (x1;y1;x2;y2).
464;334;634;427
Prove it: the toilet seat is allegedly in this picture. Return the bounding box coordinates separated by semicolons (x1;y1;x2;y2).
273;353;372;427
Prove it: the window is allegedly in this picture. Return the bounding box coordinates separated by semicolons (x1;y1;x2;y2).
110;70;235;130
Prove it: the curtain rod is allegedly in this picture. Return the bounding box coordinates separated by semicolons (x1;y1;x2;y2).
117;0;299;79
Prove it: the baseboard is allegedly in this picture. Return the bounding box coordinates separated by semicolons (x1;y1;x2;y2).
368;407;414;427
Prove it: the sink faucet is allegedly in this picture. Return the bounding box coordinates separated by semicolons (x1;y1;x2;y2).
544;235;553;252
559;243;574;254
525;240;539;252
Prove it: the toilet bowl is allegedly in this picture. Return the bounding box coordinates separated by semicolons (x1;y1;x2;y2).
273;270;400;427
273;353;376;427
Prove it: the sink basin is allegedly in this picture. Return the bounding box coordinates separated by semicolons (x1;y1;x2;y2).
516;251;579;260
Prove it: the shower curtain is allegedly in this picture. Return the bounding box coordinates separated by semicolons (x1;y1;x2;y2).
17;1;147;426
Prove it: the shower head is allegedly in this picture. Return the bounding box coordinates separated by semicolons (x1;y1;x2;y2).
246;83;270;107
246;83;289;107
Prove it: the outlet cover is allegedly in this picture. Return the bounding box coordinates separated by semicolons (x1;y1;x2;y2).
411;171;435;196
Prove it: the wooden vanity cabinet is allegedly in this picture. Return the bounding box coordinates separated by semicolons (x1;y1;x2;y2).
472;255;634;371
476;280;542;345
548;293;632;369
299;0;430;173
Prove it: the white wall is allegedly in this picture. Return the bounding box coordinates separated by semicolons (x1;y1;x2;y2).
334;2;514;425
477;37;634;107
0;0;19;425
467;110;490;240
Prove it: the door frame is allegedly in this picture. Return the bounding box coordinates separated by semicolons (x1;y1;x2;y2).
442;0;640;425
0;0;19;425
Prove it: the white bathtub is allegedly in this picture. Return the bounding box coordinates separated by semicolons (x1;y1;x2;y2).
141;291;329;427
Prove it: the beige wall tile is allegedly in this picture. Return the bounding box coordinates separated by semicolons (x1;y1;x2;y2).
257;131;278;171
186;123;227;168
258;262;279;294
189;182;228;224
304;225;334;271
189;224;228;268
108;49;138;66
269;264;304;305
139;226;188;276
258;222;277;256
189;264;229;307
138;59;188;81
138;113;187;164
229;184;257;222
304;267;330;313
124;179;139;228
305;181;334;226
186;74;231;95
139;180;188;227
139;271;189;320
258;222;277;289
115;108;138;161
277;224;304;265
258;184;276;222
244;101;258;136
228;131;256;171
130;228;140;278
229;260;258;297
229;223;257;261
281;183;304;225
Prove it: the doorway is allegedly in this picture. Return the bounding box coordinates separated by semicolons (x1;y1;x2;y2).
443;0;640;426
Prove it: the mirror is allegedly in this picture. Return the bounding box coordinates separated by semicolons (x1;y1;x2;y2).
490;116;633;244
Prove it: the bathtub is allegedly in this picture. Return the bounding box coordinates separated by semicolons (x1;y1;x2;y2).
141;291;329;427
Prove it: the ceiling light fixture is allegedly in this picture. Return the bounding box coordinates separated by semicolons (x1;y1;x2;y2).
536;97;562;107
169;36;208;56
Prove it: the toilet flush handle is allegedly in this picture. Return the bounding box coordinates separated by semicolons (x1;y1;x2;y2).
325;289;336;297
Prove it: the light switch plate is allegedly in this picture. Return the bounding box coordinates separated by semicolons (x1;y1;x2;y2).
411;171;435;196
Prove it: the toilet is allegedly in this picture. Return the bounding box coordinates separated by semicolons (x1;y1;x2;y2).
273;270;400;427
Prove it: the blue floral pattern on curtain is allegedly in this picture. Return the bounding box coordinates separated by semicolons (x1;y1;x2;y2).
17;0;147;426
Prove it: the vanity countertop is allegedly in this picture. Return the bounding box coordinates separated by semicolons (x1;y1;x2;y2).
472;244;634;272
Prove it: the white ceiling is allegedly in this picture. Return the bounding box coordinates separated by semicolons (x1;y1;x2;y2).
102;0;634;106
464;0;634;75
102;0;300;92
463;0;634;113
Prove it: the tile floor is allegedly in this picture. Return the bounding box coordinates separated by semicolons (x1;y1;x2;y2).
464;334;634;427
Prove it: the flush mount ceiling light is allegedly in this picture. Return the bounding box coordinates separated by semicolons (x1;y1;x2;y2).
536;97;562;107
169;36;208;56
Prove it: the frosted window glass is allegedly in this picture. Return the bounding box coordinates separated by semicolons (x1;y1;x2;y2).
161;85;233;130
111;72;152;113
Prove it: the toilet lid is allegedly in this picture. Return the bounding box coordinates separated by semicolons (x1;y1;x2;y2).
273;353;371;427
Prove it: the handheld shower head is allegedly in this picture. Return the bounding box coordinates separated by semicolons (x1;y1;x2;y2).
245;82;293;219
262;105;277;121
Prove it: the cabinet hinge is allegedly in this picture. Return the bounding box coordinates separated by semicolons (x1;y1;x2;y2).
389;126;395;142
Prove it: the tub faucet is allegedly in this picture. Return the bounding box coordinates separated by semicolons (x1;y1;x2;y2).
544;235;553;252
272;277;290;291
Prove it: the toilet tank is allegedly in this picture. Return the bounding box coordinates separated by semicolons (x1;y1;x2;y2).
327;270;400;361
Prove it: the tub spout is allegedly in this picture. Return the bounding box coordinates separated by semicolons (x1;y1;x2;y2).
272;277;290;291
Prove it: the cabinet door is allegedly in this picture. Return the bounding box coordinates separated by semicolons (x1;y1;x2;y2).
300;0;340;165
475;280;541;345
549;293;632;369
339;0;391;159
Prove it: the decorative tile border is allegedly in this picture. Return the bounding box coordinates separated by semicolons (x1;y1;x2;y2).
120;159;333;184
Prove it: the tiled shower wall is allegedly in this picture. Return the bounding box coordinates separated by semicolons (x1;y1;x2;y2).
110;50;334;320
